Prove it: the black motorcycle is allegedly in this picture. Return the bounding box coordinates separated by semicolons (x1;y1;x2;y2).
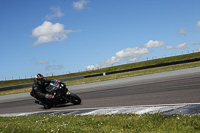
31;80;81;109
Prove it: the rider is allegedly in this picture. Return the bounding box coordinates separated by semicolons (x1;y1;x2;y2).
31;73;54;109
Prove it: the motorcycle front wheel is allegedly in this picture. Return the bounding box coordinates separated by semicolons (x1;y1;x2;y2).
67;93;81;105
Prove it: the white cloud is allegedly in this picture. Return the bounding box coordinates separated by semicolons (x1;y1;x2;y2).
176;43;187;49
177;28;187;35
45;7;64;20
143;40;166;48
33;58;48;65
37;60;48;64
73;0;88;10
167;43;187;50
166;46;174;50
86;47;150;69
129;57;138;63
105;47;149;67
116;47;150;58
86;65;95;70
193;42;200;45
196;21;200;29
46;65;63;71
52;65;63;70
86;65;100;70
32;21;81;46
103;56;121;67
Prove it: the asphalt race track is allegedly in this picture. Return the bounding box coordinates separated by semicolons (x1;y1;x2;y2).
0;67;200;115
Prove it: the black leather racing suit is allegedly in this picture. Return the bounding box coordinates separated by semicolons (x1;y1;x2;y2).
31;79;52;105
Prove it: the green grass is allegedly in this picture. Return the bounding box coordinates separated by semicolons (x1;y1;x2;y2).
0;113;200;132
1;52;200;88
66;60;200;86
1;60;200;96
0;87;31;96
1;53;200;132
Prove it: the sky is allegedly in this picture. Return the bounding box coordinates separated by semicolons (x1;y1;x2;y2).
1;0;200;81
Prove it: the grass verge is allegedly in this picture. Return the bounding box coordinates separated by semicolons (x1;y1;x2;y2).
1;60;200;96
1;52;200;88
0;113;200;132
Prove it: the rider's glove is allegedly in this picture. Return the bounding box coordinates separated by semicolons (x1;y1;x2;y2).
45;94;54;99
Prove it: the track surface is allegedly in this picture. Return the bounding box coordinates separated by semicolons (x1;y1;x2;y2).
0;68;200;115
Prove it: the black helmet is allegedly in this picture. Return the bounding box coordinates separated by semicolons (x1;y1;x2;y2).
35;73;45;85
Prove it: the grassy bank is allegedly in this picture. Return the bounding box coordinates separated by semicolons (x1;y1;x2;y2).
0;113;200;132
1;60;200;96
1;52;200;88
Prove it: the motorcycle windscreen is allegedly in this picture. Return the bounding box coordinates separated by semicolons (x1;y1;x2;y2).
46;82;60;93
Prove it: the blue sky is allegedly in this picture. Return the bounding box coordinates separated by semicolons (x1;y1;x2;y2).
1;0;200;81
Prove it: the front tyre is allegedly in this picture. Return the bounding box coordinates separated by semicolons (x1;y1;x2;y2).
68;93;81;105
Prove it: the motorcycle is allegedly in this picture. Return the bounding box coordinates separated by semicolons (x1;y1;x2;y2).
31;80;81;109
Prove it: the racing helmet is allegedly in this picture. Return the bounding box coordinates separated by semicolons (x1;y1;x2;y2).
35;73;45;85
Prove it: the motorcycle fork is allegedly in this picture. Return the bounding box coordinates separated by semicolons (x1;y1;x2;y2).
66;91;71;95
64;91;72;102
